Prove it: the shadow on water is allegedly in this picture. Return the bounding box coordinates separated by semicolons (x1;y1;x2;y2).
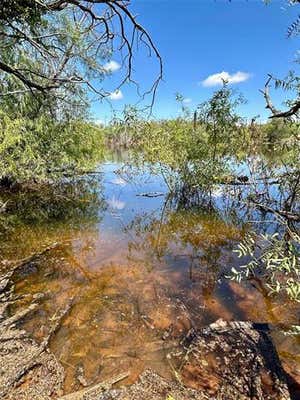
1;154;299;393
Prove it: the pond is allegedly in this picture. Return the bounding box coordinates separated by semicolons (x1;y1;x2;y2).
1;152;300;394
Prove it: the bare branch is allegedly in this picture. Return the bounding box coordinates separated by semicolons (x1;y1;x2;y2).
0;0;163;110
260;74;300;119
269;101;300;118
260;75;280;116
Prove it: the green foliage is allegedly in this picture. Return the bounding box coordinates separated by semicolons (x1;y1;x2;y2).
0;0;43;25
263;1;300;119
272;69;300;115
110;86;300;305
0;6;103;116
104;106;145;148
0;177;102;229
231;231;300;302
0;112;104;184
0;0;161;113
257;120;300;167
197;84;245;135
131;85;247;194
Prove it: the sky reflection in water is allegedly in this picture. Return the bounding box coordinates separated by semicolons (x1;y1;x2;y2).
8;157;300;393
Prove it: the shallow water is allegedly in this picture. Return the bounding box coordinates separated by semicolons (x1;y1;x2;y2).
2;155;300;393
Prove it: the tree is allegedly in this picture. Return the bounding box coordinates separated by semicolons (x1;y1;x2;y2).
0;1;162;110
0;1;163;184
0;112;104;184
197;83;245;155
261;73;300;119
261;0;300;119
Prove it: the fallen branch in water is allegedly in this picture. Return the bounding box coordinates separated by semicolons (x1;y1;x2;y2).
250;199;300;222
218;180;279;186
136;192;165;197
0;303;38;329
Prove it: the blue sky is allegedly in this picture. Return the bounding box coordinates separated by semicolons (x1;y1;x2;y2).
91;0;300;123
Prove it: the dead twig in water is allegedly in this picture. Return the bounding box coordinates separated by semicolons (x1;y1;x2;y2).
0;303;39;329
250;199;300;222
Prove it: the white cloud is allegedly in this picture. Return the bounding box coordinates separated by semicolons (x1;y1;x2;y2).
182;98;192;104
211;187;223;198
103;60;121;73
111;177;127;186
202;71;251;87
108;196;125;210
109;89;123;100
94;119;104;126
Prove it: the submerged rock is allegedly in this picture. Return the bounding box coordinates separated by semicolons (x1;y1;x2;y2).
61;319;291;400
0;267;292;400
179;319;291;400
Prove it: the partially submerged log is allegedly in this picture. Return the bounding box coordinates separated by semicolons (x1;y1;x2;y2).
136;192;165;197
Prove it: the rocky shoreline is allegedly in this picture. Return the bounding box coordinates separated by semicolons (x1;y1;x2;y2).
0;268;294;400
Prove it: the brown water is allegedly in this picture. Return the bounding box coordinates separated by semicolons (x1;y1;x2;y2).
1;157;300;394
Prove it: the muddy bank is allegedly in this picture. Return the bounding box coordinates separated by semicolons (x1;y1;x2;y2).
0;266;293;400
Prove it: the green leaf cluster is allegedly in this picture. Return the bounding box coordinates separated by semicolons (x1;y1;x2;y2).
231;231;300;302
0;112;104;184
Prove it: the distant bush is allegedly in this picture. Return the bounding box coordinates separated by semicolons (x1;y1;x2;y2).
0;112;104;184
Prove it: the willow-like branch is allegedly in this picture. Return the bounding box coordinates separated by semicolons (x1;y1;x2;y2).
0;0;163;109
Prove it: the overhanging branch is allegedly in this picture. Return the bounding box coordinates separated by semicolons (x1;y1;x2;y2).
260;74;300;119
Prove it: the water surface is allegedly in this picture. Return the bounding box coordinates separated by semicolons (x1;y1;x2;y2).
2;155;299;393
